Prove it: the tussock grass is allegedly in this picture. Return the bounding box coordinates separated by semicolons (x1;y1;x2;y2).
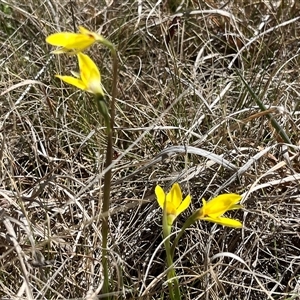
0;0;299;299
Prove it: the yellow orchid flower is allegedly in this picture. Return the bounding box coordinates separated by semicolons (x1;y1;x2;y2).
46;26;106;54
155;183;191;226
196;193;242;228
56;52;104;95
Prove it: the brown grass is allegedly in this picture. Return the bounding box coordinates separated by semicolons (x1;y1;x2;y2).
0;0;299;299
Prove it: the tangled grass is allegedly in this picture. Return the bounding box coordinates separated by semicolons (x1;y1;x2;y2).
0;0;299;299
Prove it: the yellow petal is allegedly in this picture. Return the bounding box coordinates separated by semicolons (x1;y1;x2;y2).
46;32;78;46
155;185;165;210
55;75;86;91
76;52;103;94
202;216;242;228
203;194;242;218
166;183;182;213
77;52;101;81
46;32;95;51
176;194;191;215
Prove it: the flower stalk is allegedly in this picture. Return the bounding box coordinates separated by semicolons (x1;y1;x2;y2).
155;183;191;300
163;208;181;300
101;46;117;299
46;27;118;299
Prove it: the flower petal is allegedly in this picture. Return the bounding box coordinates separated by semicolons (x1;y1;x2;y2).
46;32;95;51
77;52;102;94
46;32;79;46
202;216;242;228
176;194;191;215
203;194;242;218
55;75;86;91
166;183;182;212
155;185;165;210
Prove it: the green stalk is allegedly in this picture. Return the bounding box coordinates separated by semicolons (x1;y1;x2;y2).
171;212;198;258
100;47;118;299
163;210;181;300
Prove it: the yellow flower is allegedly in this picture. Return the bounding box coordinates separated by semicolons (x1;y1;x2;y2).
55;52;104;95
46;26;105;54
155;183;191;226
197;194;242;228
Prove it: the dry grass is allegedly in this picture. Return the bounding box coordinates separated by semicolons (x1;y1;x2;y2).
0;0;300;299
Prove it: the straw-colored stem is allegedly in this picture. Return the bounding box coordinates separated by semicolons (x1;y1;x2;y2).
101;48;118;299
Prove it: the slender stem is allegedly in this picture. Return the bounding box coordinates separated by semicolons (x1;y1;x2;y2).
163;214;181;299
164;213;198;299
101;133;112;299
101;48;118;299
110;48;118;131
171;212;198;258
164;227;175;300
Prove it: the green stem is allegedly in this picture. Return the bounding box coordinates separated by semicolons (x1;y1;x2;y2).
95;94;110;133
171;212;198;258
101;47;118;299
163;214;181;299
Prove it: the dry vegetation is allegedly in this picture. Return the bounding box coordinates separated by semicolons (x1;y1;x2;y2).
0;0;300;299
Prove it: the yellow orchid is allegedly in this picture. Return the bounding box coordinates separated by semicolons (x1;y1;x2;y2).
46;26;106;54
55;52;104;95
155;183;191;226
197;194;242;228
